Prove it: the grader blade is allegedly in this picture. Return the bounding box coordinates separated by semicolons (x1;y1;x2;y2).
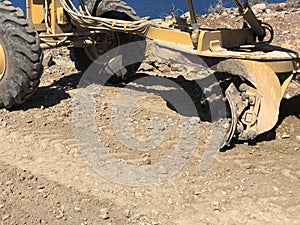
215;59;283;140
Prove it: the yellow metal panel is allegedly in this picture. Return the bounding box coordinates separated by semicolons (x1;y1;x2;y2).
26;0;44;25
51;0;71;34
146;27;193;47
241;60;282;134
32;23;47;31
0;43;6;80
51;0;57;34
263;61;295;74
216;59;282;135
57;7;68;25
280;74;294;98
197;30;223;52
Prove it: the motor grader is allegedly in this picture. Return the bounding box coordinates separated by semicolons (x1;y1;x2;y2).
0;0;299;146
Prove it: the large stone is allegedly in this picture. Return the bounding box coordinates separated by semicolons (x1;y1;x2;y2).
252;3;267;13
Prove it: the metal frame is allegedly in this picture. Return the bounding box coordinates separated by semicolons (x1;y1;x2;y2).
25;0;299;73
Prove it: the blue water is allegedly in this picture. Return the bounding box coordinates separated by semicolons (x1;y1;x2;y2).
126;0;287;18
11;0;286;18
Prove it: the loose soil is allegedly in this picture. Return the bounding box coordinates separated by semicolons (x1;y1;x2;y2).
0;2;299;225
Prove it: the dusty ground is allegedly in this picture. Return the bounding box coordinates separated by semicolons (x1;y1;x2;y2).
0;2;300;225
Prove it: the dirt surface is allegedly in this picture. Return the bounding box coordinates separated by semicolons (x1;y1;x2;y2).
0;2;300;225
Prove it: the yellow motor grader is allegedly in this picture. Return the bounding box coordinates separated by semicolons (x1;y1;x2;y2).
0;0;299;146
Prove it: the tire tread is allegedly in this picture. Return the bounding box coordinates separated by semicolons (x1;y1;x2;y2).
0;0;43;108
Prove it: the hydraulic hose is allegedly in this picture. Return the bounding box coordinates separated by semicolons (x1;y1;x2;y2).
232;0;266;41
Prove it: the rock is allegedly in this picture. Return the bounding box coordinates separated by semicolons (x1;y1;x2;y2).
171;64;185;72
221;11;228;16
167;199;174;205
143;157;152;165
189;117;201;125
282;30;291;36
2;214;10;220
274;3;286;11
55;213;64;219
27;118;33;124
239;185;246;192
282;133;290;139
74;206;82;212
36;188;44;193
37;185;45;189
124;209;131;218
181;11;190;20
212;201;220;212
222;121;230;130
252;3;267;13
133;213;142;221
182;152;190;159
159;64;171;73
42;52;56;67
28;174;34;180
233;8;240;16
139;63;154;72
151;210;160;216
102;102;108;110
296;135;300;141
99;208;110;220
90;92;99;98
243;163;252;170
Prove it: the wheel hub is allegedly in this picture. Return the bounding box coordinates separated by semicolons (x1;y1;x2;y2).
0;43;6;81
84;32;119;62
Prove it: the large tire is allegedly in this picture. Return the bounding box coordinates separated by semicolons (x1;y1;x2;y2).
0;0;43;109
70;0;145;82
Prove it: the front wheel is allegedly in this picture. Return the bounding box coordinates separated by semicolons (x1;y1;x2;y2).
0;0;43;108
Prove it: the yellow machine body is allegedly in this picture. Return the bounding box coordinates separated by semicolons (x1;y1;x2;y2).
26;0;70;34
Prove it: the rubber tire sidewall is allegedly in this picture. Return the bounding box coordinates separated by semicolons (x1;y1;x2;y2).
0;1;43;108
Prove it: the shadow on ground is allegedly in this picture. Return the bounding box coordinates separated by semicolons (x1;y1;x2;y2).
11;71;300;148
14;72;82;110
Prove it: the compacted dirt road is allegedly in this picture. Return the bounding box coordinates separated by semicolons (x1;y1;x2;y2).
0;2;299;225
